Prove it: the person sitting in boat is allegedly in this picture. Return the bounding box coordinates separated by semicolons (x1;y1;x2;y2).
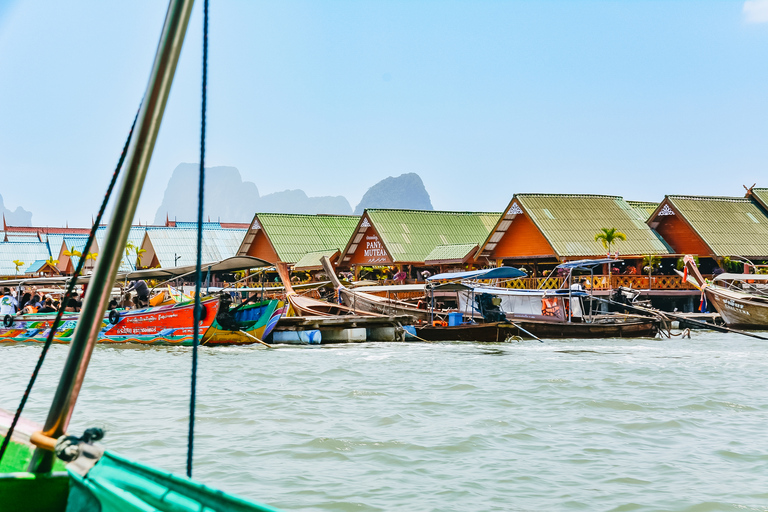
65;292;82;312
0;287;19;316
39;298;57;313
125;280;150;308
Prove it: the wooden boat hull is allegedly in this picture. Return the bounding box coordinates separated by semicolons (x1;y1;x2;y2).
416;318;659;341
0;298;284;346
704;288;768;328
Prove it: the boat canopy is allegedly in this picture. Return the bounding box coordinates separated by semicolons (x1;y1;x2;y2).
713;273;768;283
352;284;426;293
427;267;526;281
118;255;272;280
555;258;620;270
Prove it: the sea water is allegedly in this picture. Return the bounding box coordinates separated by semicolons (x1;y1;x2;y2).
2;334;768;512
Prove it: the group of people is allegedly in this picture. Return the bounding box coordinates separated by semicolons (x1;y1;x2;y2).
0;280;150;318
0;286;80;316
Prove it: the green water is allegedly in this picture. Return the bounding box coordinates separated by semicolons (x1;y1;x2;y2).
2;334;768;511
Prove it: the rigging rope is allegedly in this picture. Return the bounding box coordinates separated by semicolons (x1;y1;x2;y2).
187;0;208;479
0;109;140;464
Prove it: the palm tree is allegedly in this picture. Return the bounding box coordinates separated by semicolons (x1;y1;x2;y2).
12;260;25;275
643;254;661;289
46;256;59;267
63;245;82;275
594;228;627;255
594;228;627;288
135;248;147;268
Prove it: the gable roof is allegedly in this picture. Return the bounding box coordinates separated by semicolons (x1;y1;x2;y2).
748;188;768;214
424;244;479;265
293;249;340;271
237;214;360;264
627;201;659;221
142;225;247;268
95;226;147;272
651;195;768;258
354;209;499;264
0;241;53;276
478;194;671;261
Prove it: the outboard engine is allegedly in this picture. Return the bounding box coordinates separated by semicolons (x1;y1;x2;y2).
474;293;508;323
215;293;239;331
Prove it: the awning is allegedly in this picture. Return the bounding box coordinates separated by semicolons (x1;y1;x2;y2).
427;267;526;281
117;256;272;281
555;258;621;271
713;273;768;283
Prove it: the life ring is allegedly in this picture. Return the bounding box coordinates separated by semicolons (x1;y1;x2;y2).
108;309;121;325
3;315;13;327
432;320;448;327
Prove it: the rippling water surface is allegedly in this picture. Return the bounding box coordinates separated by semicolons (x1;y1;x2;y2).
3;334;768;511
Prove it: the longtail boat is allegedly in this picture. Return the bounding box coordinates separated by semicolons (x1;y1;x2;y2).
275;262;377;317
681;254;768;328
0;256;286;346
1;1;284;509
320;256;432;322
0;295;285;346
421;260;660;340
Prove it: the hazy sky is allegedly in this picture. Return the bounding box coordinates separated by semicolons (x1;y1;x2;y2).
1;1;767;227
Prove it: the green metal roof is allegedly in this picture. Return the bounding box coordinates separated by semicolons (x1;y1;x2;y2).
293;249;339;270
424;244;478;264
666;195;768;258
365;209;500;263
254;214;360;264
516;194;671;257
627;201;659;221
750;188;768;214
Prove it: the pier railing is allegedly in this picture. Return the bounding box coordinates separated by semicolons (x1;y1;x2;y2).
502;275;701;291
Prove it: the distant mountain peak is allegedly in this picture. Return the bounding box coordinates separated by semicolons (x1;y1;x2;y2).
354;173;433;214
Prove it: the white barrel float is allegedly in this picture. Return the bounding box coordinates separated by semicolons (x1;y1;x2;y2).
271;330;322;344
321;328;367;342
367;326;396;341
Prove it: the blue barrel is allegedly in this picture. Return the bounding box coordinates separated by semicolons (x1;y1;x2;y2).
448;312;463;326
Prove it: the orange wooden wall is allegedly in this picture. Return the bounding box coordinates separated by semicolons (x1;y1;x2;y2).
245;230;279;263
654;214;711;256
493;214;555;259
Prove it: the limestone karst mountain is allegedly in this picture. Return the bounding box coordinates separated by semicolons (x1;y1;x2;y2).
154;165;434;223
353;173;433;214
0;193;33;226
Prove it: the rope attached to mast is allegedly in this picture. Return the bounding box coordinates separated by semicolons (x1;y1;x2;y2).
0;109;140;465
187;0;209;479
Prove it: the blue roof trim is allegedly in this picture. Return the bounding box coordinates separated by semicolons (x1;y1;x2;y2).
427;266;526;281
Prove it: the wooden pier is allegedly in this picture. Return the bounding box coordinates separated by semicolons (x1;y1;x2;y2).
270;315;417;343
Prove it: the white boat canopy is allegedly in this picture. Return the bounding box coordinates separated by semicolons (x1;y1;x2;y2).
427;267;526;281
713;273;768;283
116;255;272;281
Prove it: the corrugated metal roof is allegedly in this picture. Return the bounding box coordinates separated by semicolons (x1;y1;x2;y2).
517;194;671;257
750;188;768;213
667;195;768;258
366;210;500;263
0;241;53;276
293;249;340;270
627;201;659;221
24;260;48;273
143;227;247;268
4;233;41;242
95;226;147;272
252;214;360;264
424;244;478;264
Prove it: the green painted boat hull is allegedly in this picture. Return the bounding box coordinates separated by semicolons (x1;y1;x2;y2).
0;440;282;512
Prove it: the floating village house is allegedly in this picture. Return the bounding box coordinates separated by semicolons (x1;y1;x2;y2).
137;222;247;272
338;209;500;278
235;214;360;277
474;194;672;278
647;195;768;273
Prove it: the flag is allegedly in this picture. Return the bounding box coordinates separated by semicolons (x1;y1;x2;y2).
699;292;708;312
683;266;688;282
